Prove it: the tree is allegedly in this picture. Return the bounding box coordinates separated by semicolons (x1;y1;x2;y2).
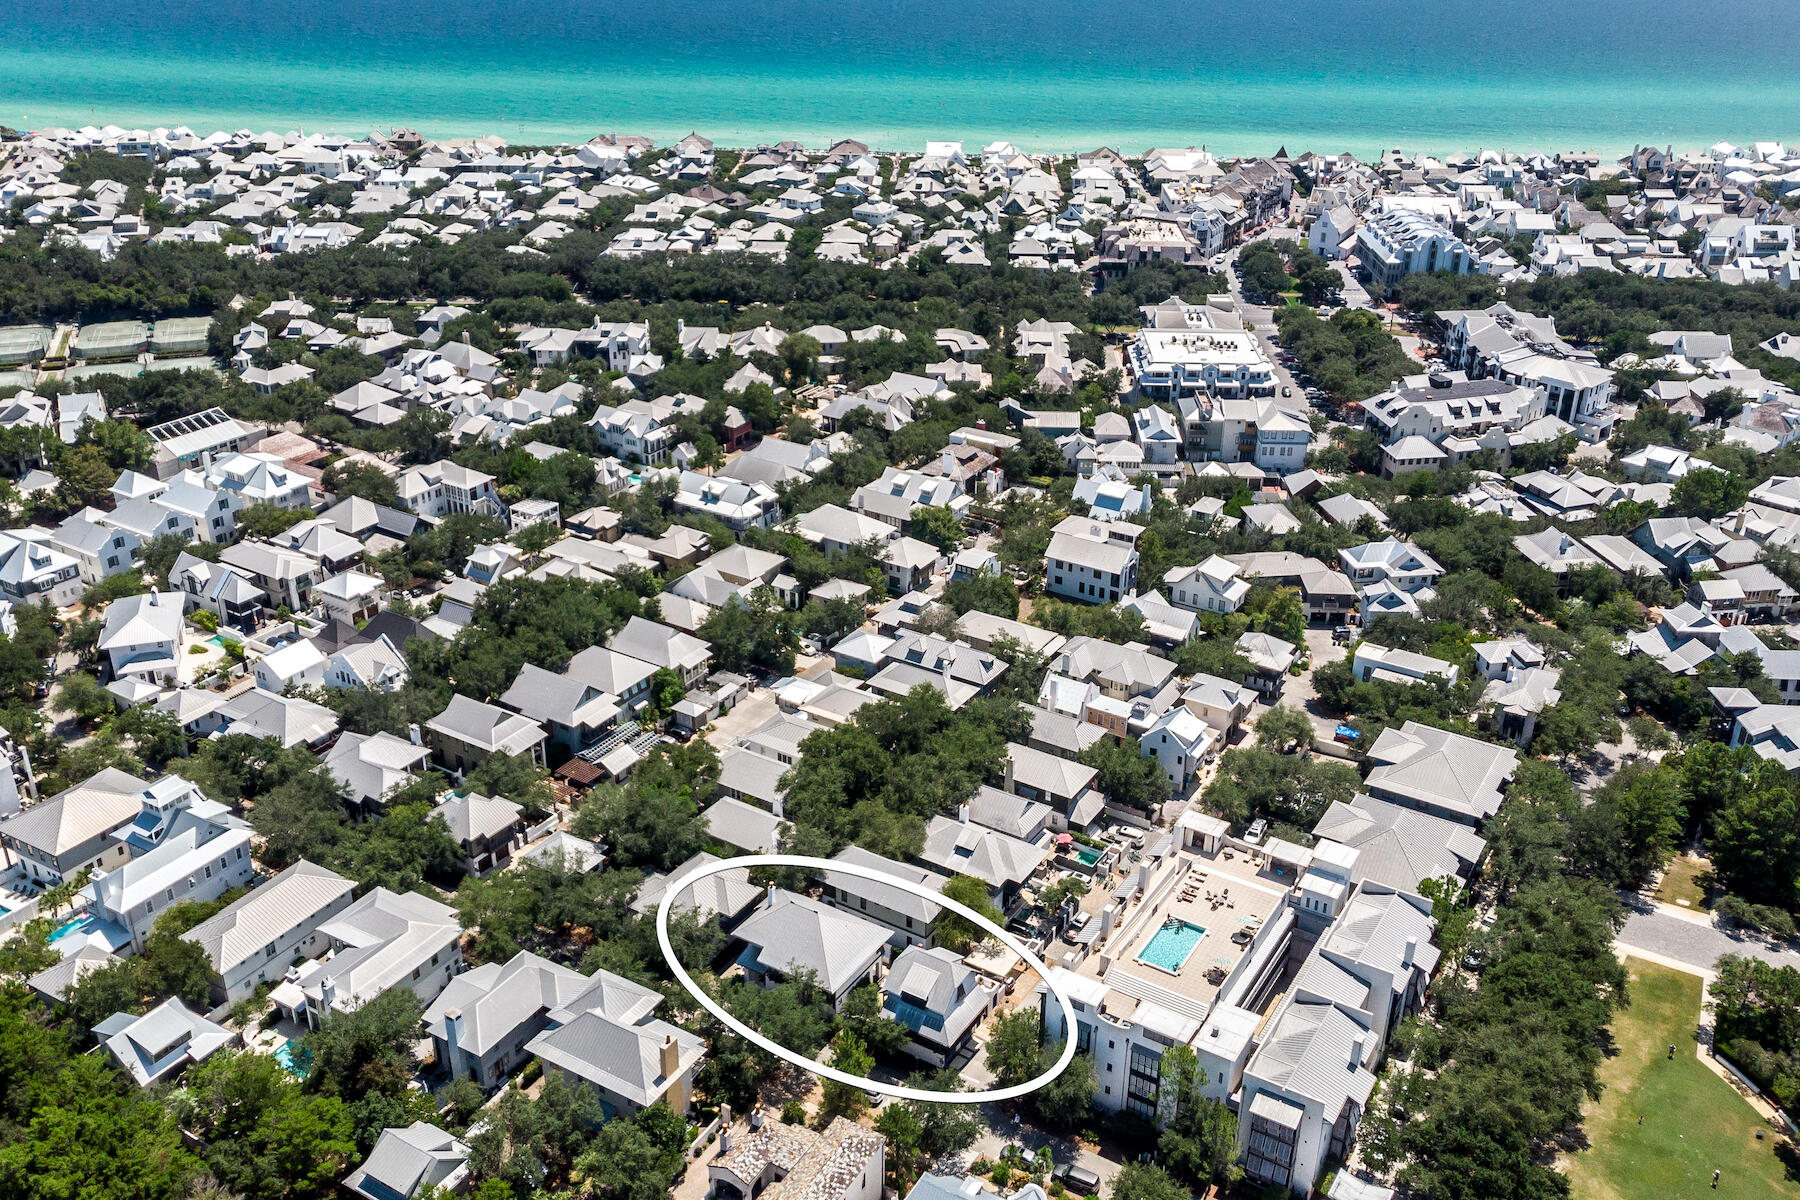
818;1030;874;1122
643;668;685;720
904;1067;982;1158
1030;1047;1094;1128
907;506;965;552
934;875;1004;954
698;587;796;676
300;988;425;1105
984;1009;1041;1089
1254;705;1313;753
1669;466;1750;519
575;1109;684;1200
572;781;703;873
322;460;401;507
1709;762;1800;907
839;983;910;1058
1156;1045;1241;1190
1109;1162;1186;1200
798;596;867;645
56;672;113;725
235;502;309;540
1079;735;1171;812
176;1051;358;1200
940;572;1019;619
874;1104;924;1191
55;444;118;506
1172;637;1252;683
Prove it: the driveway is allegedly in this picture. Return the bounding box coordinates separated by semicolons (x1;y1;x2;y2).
703;686;781;751
1273;627;1350;747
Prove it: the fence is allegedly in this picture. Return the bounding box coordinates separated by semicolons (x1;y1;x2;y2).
0;895;42;936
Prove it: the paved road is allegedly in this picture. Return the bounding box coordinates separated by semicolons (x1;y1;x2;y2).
1617;904;1800;974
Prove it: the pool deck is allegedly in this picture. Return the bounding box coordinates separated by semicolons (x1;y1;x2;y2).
1070;845;1290;1015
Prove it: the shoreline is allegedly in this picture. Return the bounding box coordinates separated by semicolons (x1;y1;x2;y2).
4;104;1793;164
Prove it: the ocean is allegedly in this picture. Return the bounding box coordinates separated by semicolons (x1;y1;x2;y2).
2;0;1798;157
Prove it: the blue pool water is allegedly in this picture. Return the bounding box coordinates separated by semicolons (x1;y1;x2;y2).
274;1039;308;1078
1138;919;1205;973
48;913;98;949
205;634;225;647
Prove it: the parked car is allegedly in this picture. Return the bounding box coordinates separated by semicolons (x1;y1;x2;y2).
1055;1164;1103;1196
1281;385;1292;397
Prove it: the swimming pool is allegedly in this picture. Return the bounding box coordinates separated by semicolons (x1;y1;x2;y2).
1137;919;1206;974
274;1039;309;1078
48;913;98;948
1072;844;1102;868
205;634;225;647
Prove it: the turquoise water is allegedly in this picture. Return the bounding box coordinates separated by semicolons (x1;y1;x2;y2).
1138;919;1205;972
47;913;98;949
1072;844;1102;867
205;634;225;647
274;1039;308;1078
1;2;1797;155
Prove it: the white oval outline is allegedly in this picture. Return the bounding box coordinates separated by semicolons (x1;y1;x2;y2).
655;852;1077;1104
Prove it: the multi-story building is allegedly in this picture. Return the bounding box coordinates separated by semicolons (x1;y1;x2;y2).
1436;303;1616;440
1354;208;1474;292
1045;517;1141;605
396;460;504;520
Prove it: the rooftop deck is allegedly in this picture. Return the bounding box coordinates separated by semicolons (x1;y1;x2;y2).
1065;843;1290;1019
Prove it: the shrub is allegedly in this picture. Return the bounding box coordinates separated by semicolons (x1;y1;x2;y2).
1714;893;1798;939
781;1101;807;1125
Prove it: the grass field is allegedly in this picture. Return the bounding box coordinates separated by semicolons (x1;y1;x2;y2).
1565;958;1798;1200
1654;856;1713;910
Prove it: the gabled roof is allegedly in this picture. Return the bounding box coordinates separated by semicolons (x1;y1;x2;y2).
734;891;892;995
819;846;948;924
343;1122;469;1200
1362;722;1518;824
525;1011;704;1108
427;693;547;755
1312;795;1487;892
920;815;1050;888
432;792;522;843
421;950;590;1056
0;767;146;856
182;859;354;972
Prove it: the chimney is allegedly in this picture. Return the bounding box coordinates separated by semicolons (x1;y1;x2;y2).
148;586;159;607
677;318;686;336
1003;751;1015;793
1402;936;1417;968
975;417;987;431
765;883;776;905
1350;1034;1366;1069
957;802;971;824
408;723;422;746
771;796;784;819
1140;482;1153;509
444;1007;464;1058
320;976;338;1014
940;446;955;475
660;1033;680;1080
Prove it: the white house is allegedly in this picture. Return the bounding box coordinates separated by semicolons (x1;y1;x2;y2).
1045;518;1140;605
98;590;185;683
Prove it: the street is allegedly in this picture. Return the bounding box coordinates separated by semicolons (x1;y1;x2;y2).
1616;900;1800;975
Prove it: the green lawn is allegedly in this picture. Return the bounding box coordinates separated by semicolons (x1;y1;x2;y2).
1653;856;1713;911
1565;958;1799;1200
